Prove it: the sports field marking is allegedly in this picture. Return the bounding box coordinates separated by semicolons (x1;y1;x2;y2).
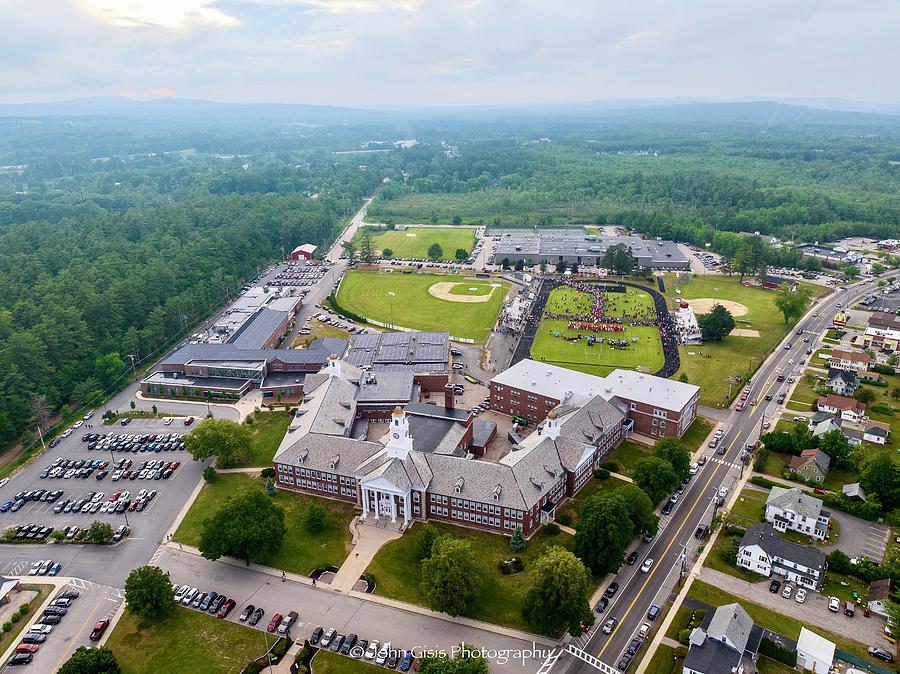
428;281;495;303
730;328;760;337
405;233;416;237
686;297;749;317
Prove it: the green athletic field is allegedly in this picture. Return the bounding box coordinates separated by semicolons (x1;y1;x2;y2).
335;270;508;342
353;226;476;261
531;285;665;376
603;285;656;318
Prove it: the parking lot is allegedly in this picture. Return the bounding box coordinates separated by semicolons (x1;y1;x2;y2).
2;580;123;673
0;418;206;587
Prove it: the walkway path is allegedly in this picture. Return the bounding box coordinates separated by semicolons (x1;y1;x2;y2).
330;519;401;593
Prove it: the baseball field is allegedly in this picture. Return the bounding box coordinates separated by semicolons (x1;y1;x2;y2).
335;270;509;342
353;226;477;261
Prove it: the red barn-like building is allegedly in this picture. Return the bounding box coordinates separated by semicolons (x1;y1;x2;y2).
290;244;317;261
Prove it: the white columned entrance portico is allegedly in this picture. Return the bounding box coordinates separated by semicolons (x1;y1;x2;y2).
358;479;411;526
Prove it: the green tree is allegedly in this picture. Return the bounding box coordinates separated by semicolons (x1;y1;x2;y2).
574;492;633;574
455;248;468;261
500;258;511;270
860;453;900;510
818;430;851;467
452;215;462;225
86;521;114;544
854;387;876;405
887;353;899;368
414;523;440;559
184;418;252;467
789;424;815;454
632;456;679;504
514;259;525;271
199;488;286;565
124;565;175;622
303;502;326;533
510;526;526;552
382;247;394;258
678;373;689;383
341;240;356;260
428;243;444;261
612;483;660;536
555;260;567;273
522;546;591;636
418;643;490;674
697;304;736;342
652;438;691;481
890;386;900;400
93;352;126;389
420;535;483;616
265;476;275;496
59;647;120;674
359;231;376;263
602;243;637;275
773;285;812;324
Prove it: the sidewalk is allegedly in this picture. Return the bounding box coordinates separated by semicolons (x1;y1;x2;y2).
330;519;400;593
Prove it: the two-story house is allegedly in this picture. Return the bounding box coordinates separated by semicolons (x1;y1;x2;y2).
817;394;866;422
788;449;831;484
826;368;859;396
829;349;871;373
738;523;827;591
765;486;830;540
683;603;762;674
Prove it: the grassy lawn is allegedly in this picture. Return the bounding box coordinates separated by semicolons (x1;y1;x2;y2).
822;572;868;603
336;270;508;342
788;375;821;409
0;584;52;656
531;284;664;376
173;473;354;575
688;579;879;665
242;411;293;467
353;226;476;261
292;321;349;348
703;533;757;580
729;488;767;525
755;451;789;480
312;650;383;674
365;521;594;633
756;656;797;674
680;417;714;453
664;606;694;640
645;645;678;674
603;440;651;475
106;607;274;674
855;374;900;453
561;475;633;526
663;274;827;408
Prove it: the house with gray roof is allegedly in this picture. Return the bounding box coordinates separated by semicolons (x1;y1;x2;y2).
826;368;859;396
788;448;831;484
765;486;830;540
738;523;827;590
683;603;760;674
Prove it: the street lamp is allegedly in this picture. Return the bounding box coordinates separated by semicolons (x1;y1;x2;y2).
388;291;396;329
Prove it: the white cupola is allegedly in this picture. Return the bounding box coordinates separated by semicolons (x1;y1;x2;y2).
327;353;341;378
386;406;414;459
544;410;560;440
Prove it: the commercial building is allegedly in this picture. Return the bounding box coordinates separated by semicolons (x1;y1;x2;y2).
765;487;830;541
869;313;900;331
273;355;627;536
798;244;862;266
489;359;700;439
290;244;317;261
861;326;900;353
738;523;827;591
492;231;690;269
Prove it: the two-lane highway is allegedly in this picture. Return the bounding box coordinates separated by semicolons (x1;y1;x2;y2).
566;273;896;674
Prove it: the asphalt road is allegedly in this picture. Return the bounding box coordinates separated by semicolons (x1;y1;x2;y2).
567;272;897;674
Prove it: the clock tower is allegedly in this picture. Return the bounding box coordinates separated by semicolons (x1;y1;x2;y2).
386;406;413;459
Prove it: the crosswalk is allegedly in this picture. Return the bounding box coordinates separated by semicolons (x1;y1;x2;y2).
706;456;741;469
67;577;126;600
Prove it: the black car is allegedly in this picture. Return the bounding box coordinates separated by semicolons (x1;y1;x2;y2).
867;647;894;663
209;595;227;614
595;597;609;613
627;638;642;655
340;634;358;655
626;552;638;565
330;634;345;653
617;654;633;671
647;604;661;621
7;653;33;666
309;626;324;645
59;590;80;599
199;591;217;611
248;607;264;626
695;524;708;539
44;606;67;616
386;652;400;669
239;605;255;622
20;634;46;645
661;500;674;516
605;582;620;599
39;614;62;625
354;639;369;659
769;579;781;593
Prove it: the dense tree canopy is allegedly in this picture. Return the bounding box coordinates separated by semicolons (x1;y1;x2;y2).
697;304;736;342
651;438;692;482
199;488;287;565
124;565;175;622
184;418;252;468
420;535;483;616
632;455;679;504
59;647;120;674
522;546;592;636
574;491;633;574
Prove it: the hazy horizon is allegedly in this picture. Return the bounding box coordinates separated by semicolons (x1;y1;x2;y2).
1;1;898;108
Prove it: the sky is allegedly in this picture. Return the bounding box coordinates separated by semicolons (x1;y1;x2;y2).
0;0;898;107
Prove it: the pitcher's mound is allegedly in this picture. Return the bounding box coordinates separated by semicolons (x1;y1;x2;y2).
686;298;749;317
429;282;495;303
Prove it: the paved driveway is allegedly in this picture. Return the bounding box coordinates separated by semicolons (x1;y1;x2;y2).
822;510;889;563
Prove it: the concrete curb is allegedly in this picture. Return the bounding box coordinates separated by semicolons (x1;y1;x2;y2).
0;578;69;666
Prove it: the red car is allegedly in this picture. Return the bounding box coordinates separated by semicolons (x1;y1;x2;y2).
90;620;109;641
183;417;194;426
15;644;39;654
267;613;283;633
217;598;236;619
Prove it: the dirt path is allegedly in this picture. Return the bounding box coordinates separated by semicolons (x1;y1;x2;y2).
428;281;496;303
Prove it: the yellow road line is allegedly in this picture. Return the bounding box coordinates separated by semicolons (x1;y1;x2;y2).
51;597;102;672
598;432;738;657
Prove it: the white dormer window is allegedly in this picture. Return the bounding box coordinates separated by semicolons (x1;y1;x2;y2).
454;477;464;494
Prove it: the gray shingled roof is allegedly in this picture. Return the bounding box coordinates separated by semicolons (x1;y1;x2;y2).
684;635;742;674
274;432;382;473
554;395;624;444
766;486;824;520
827;367;858;385
424;453;528;509
706;603;753;654
740;523;827;573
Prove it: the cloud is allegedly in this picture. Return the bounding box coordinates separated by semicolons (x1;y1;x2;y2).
0;0;897;105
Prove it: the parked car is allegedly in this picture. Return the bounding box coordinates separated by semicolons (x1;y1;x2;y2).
309;626;324;645
867;647;894;663
400;651;415;671
320;628;336;648
365;640;380;660
376;642;391;666
277;610;298;634
330;634;345;653
769;579;782;593
340;633;358;655
647;605;661;621
209;595;226;614
626;552;638;565
248;607;264;626
238;605;255;622
781;585;793;599
217;599;236;619
605;582;620;599
602;618;618;634
794;589;807;604
7;652;33;666
828;596;840;612
266;613;283;633
90;620;109;640
199;591;216;611
595;597;609;613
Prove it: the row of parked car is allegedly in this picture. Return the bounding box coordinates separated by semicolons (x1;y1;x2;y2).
596;585;662;671
173;583;300;636
83;431;186;453
6;589;86;666
309;628;417;671
2;489;66;512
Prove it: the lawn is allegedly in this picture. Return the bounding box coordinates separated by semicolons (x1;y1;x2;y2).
173;473;355;575
292;321;349;348
353;226;476;261
703;533;756;580
687;579;880;665
729;488;767;525
756;656;797;674
313;650;384;674
822;572;868;603
603;440;651;475
106;607;275;674
603;286;657;319
531;320;664;377
242;411;293;467
335;270;508;342
364;521;594;633
680;417;714;453
645;645;679;674
0;584;52;656
560;474;633;526
855;373;900;453
663;274;829;408
544;286;594;315
787;374;821;410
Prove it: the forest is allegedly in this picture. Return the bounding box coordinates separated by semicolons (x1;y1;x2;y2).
0;100;898;450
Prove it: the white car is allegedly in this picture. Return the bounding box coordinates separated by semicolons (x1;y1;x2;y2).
83;411;94;420
828;596;840;612
164;418;174;426
640;558;654;573
73;420;84;429
174;585;190;602
0;477;9;489
782;585;793;599
28;560;44;576
181;587;198;605
27;624;53;634
794;589;807;604
718;487;728;499
365;640;379;660
689;462;699;475
376;642;391;666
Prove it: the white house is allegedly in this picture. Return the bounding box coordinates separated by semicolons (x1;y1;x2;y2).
816;394;866;423
863;421;891;445
826;368;859;396
738;523;827;590
796;628;835;674
683;603;760;674
829;349;871;373
765;486;830;540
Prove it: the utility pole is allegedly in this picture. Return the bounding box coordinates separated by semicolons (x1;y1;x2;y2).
127;354;137;378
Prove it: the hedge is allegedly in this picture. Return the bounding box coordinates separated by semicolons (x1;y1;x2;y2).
759;638;797;666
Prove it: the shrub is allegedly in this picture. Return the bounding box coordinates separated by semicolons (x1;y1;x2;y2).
759;638;797;666
871;364;896;376
544;523;560;536
10;612;20;623
414;524;439;559
869;402;894;415
202;466;218;482
674;646;689;659
303;503;326;534
752;447;769;472
261;467;276;479
718;537;738;566
601;461;619;473
750;476;779;489
593;468;610;480
18;603;28;614
1;622;10;633
556;512;573;527
678;629;692;644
